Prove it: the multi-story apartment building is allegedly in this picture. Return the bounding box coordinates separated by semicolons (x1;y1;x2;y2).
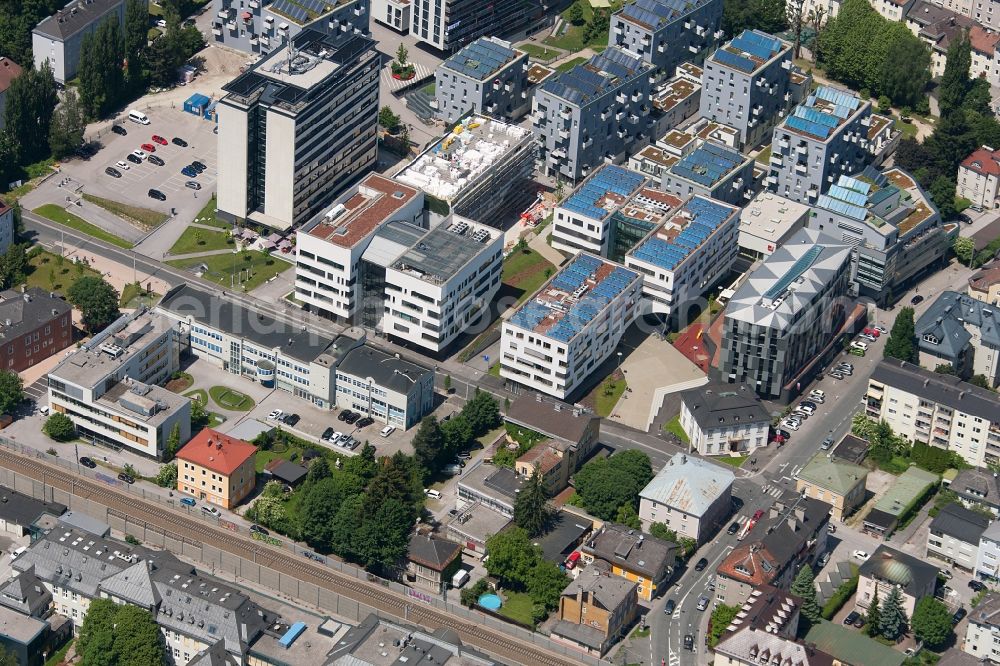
47;310;191;459
638;452;734;543
628;128;697;181
625;195;740;319
0;59;22;133
927;502;989;571
295;173;425;324
958;146;1000;210
500;253;642;399
648;64;703;129
766;85;874;204
713;587;823;666
866;358;1000;468
209;0;368;55
970;259;1000;306
394;116;535;225
334;344;434;428
907;2;998;77
0;288;73;373
809;168;957;306
33;0;125;84
435;37;529;123
549;165;648;257
609;0;723;78
216;28;379;231
660;141;755;206
872;0;916;20
409;0;542;52
551;574;638;657
677;382;771;457
579;522;678;602
916;291;1000;387
975;522;1000;581
532;47;656;184
964;592;1000;662
175;428;257;509
382;218;502;353
715;228;854;401
699;30;792;150
856;545;938;618
737;191;810;260
371;0;409;31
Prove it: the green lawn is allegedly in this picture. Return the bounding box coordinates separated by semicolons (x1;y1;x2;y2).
167;250;291;291
517;42;562;61
184;389;208;404
556;57;588;73
488;362;501;377
503;247;555;303
894;117;918;140
209;386;255;411
593;376;627;417
34;204;134;249
543;0;610;51
81;193;169;228
662;415;690;443
24;250;103;296
191;195;230;229
755;144;773;164
168;227;234;255
422;82;436;95
498;591;536;627
120;282;160;308
718;455;747;468
44;638;74;666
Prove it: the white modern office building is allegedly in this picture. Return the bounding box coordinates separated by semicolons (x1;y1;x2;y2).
550;165;648;257
625;195;740;320
47;310;191;460
334;345;434;428
500;253;642;399
737;191;810;260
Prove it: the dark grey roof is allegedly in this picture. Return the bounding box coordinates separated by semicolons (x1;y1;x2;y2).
335;345;432;395
929;502;990;544
951;468;1000;509
561;573;636;611
390;221;498;286
0;288;72;346
505;395;599;444
551;619;609;650
864;508;896;530
858;545;939;599
264;460;308;485
871;358;1000;422
832;434;869;464
541;47;651;106
752;495;830;568
582;523;677;580
0;487;65;528
188;641;240;666
407;534;461;572
907;0;957;27
441;37;521;81
33;0;123;41
0;566;52;618
916;291;1000;360
532;511;592;564
325;613;497;666
680;382;770;430
158;284;337;363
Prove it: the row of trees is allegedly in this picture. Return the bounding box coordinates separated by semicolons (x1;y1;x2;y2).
0;63;58;185
816;0;930;110
411;389;500;477
572;449;653;523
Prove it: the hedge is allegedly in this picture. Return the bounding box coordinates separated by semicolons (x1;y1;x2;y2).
822;568;859;620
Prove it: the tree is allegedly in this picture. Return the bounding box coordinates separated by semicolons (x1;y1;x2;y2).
484;528;539;588
443;375;452;392
306;456;330;483
708;603;741;646
884;306;918;363
615;502;641;529
43;413;75;441
154;462;177;488
67;276;120;334
649;522;677;542
48;88;86;159
78;16;124;119
411;416;444;473
970;374;994;390
574;450;653;520
440;414;473;459
929;175;958;221
514;468;549;536
190;398;208;429
878;36;930;109
723;0;787;37
934;363;957;375
328;493;364;559
123;0;148;89
526;559;568;611
911;596;954;648
461;389;500;435
865;595;881;636
878;585;908;640
166;423;181;459
77;598;118;664
353;496;414;570
0;645;16;666
786;0;807;60
791;566;822;623
954;236;975;267
0;243;27;290
939;33;972;117
568;1;585;24
4;61;58;164
0;370;24;415
378;105;400;132
301;474;364;553
112;604;166;666
395;43;408;67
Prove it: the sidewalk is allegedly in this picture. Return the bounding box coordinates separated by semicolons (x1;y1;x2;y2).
22;182;147;244
528;224;566;268
56;246;172;298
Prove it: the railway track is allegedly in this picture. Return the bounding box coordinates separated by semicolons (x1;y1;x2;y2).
0;448;579;666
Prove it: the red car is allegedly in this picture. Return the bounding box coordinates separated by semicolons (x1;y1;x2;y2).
140;143;156;153
863;327;881;337
151;135;168;145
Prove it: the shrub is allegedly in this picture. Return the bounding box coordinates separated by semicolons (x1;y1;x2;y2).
43;413;75;441
822;568;859;620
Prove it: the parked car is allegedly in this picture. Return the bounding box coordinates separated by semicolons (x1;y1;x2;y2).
321;427;335;441
330;431;344;444
180;497;196;507
151;134;167;145
970;580;987;592
337;410;354;422
694;558;709;572
249;524;268;535
844;611;861;626
565;551;581;570
115;160;131;171
859;333;877;343
267;409;283;420
953;608;968;625
191;160;208;172
683;634;694;651
911;295;924;305
665;599;676;614
817;551;831;567
201;505;221;518
424;489;442;500
105;166;122;178
380;425;395;437
185;181;201;190
117;473;135;484
126;153;142;164
343;411;360;424
79;457;97;468
132;149;147;159
874;325;888;335
780;419;800;431
827;523;837;533
111;124;127;135
696;596;709;611
282;413;300;426
849;347;866;357
777;429;792;441
850;340;868;351
148;154;164;166
140;143;156;153
852;550;870;561
821;437;834;450
148;189;166;201
726;521;741;535
798;402;816;414
181;165;197;177
172;137;188;147
828;370;845;380
356;417;374;428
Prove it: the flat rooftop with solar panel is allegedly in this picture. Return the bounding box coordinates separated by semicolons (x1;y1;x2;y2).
389;218;500;286
439;36;525;81
661;140;753;205
710;29;787;74
780;86;866;143
557;165;648;224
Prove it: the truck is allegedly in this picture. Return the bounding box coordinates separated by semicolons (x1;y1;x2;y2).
451;569;470;588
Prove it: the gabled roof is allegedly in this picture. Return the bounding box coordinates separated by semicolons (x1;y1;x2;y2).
33;0;124;41
407;534;461;572
858;545;938;598
951;467;1000;509
176;428;257;477
915;291;1000;360
962;147;1000;177
929;502;990;544
505;394;599;444
100;559;160;608
0;566;51;617
680;382;770;431
639;453;734;517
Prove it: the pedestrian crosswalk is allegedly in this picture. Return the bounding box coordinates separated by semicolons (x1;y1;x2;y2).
667;649;680;666
760;484;785;498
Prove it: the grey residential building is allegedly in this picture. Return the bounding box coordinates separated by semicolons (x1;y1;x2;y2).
532;47;656;184
699;29;792;150
210;0;369;56
951;468;1000;516
32;0;125;84
927;502;990;571
767;85;875;204
915;291;1000;387
334;344;434;429
715;227;854;400
409;0;543;53
609;0;723;78
217;28;379;231
809;168;958;305
435;37;529;123
660;140;755;206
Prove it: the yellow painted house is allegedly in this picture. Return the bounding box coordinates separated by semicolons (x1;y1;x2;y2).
580;523;677;602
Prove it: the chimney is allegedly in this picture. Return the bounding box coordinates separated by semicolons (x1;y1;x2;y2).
207;439;213;447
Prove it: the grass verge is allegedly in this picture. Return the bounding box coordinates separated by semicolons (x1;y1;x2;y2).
543;0;609;51
45;638;73;666
34;204;134;249
167;250;291;291
191;195;231;229
120;282;160;308
81;193;169;228
556;57;588;72
662;415;690;443
593;375;626;417
184;389;208;404
168;227;234;255
717;455;747;468
517;43;562;60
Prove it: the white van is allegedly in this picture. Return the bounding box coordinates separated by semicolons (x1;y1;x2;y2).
380;425;395;437
128;109;150;125
10;546;27;560
451;569;469;588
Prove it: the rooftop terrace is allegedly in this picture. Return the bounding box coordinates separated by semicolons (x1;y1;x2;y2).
303;174;420;248
390;218;498;285
670;141;746;187
508;254;640;342
628;196;738;271
540;47;650;105
560;165;646;221
817;169;934;237
651;76;699;112
712;29;786;74
783;86;862;141
394;116;532;202
619;0;716;30
527;63;555;85
441;37;523;81
617;187;683;225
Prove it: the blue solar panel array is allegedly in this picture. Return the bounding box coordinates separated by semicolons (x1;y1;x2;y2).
671;142;744;187
509;254;639;342
629;197;735;271
732;30;783;60
814;86;861;113
541;47;646;103
817;192;866;222
443;37;518;81
270;0;309;23
713;49;757;74
622;0;710;29
562;166;645;220
763;245;824;300
784;85;863;139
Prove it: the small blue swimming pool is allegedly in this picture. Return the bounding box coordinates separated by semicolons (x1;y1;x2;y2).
478;593;502;611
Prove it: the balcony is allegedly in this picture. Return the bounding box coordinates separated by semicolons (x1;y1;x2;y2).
226;20;237;30
558;128;570;140
250;35;258;44
616;92;626;104
615;111;624;121
796;144;808;155
212;26;222;35
582;136;593;148
658;43;665;53
795;162;808;175
769;154;783;167
249;0;259;7
778;137;790;150
217;10;230;18
560;107;571;119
